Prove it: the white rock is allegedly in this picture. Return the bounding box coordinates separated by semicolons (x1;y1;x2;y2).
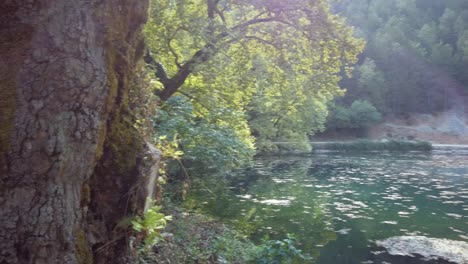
376;236;468;264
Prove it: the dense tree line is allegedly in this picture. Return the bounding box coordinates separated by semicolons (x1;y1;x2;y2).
329;0;468;124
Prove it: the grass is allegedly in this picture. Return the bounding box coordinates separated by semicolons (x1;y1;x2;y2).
314;139;432;152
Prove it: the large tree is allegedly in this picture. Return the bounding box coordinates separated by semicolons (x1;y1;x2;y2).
145;0;363;152
0;0;155;263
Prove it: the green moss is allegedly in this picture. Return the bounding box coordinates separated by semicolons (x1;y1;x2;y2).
74;228;93;264
80;183;91;207
107;113;143;174
86;12;148;260
100;29;144;174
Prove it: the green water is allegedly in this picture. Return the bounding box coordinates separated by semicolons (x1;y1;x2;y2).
184;152;468;263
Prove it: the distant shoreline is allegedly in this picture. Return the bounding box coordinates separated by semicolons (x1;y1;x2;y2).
268;140;468;154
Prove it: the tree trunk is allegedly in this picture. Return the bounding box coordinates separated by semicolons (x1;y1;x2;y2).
0;0;156;263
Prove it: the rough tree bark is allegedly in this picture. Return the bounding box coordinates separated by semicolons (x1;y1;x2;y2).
0;0;158;263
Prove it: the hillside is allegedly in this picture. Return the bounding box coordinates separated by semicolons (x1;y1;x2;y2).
369;112;468;144
370;79;468;144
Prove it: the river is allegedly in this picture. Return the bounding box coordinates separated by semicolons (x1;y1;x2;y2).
184;152;468;263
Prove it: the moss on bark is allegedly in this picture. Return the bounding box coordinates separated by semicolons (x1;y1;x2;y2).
0;1;151;263
74;228;94;264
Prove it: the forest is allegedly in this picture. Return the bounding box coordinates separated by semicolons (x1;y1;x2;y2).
328;0;468;133
1;0;467;263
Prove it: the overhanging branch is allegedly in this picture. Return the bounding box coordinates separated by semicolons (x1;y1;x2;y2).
145;9;304;102
244;35;282;50
144;50;169;84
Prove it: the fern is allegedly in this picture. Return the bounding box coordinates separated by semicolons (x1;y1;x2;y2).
132;205;172;249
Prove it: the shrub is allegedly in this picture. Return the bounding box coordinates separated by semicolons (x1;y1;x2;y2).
132;205;172;250
256;235;312;264
349;100;382;128
154;96;255;172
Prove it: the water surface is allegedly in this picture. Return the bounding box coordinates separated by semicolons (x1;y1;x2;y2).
185;152;468;263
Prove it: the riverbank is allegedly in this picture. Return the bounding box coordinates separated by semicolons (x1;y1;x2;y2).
311;139;432;152
310;140;468;154
271;140;468;154
147;200;310;264
145;201;258;264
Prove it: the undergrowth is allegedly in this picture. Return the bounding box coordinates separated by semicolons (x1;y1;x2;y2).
140;200;311;264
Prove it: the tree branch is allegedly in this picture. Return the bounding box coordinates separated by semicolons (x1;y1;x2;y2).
244;35;282;50
157;44;216;101
215;6;226;24
231;16;280;32
177;91;213;112
148;12;293;102
167;28;184;68
207;0;216;19
144;50;169;84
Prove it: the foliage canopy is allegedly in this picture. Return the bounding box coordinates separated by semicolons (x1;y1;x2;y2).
144;0;363;160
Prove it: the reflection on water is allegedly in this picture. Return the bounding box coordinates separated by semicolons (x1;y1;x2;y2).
184;152;468;263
